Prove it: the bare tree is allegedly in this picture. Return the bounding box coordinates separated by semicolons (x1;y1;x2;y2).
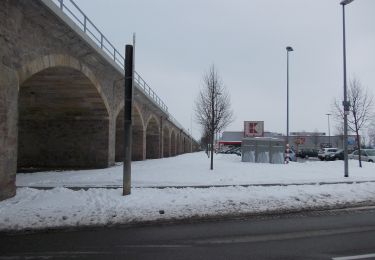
333;78;374;167
199;128;210;157
195;65;234;170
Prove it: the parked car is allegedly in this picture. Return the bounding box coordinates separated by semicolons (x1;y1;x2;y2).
348;149;375;162
297;149;318;159
218;146;234;154
224;146;241;156
326;149;344;161
318;148;338;161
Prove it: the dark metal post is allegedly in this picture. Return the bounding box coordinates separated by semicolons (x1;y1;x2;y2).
287;50;289;146
123;45;134;195
210;85;214;170
341;3;349;177
285;46;293;163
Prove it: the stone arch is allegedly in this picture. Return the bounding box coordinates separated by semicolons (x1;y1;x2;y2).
176;132;181;155
163;126;170;158
17;56;110;170
146;115;160;159
17;54;111;117
115;102;145;161
170;130;176;156
186;138;191;153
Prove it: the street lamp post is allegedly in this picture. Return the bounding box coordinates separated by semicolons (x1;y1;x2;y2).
340;0;354;177
326;113;331;146
286;46;294;158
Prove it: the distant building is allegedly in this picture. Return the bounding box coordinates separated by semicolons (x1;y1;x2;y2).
218;131;283;148
290;132;325;136
219;131;243;147
219;130;358;151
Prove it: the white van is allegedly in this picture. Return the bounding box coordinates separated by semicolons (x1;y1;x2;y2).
318;148;338;161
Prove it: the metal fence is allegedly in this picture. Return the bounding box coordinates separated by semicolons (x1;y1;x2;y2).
52;0;168;113
49;0;198;143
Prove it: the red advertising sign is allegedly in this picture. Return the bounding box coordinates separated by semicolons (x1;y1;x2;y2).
244;121;264;137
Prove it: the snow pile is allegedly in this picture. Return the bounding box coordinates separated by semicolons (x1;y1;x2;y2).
1;182;375;231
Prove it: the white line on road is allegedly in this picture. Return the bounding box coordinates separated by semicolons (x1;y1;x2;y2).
120;244;192;248
332;253;375;260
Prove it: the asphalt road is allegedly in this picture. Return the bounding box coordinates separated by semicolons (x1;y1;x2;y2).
1;207;375;260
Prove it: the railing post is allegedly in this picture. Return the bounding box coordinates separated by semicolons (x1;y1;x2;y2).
59;0;63;9
83;16;87;32
100;35;103;49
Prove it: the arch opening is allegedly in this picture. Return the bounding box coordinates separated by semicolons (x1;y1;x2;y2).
146;117;160;159
170;130;176;156
176;133;181;155
17;67;109;171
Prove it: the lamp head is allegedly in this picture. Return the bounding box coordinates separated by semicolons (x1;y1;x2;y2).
340;0;354;5
286;46;294;52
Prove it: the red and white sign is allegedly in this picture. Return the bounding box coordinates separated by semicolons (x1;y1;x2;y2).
244;121;264;137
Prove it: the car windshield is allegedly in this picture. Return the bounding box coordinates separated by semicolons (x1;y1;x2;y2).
366;150;375;156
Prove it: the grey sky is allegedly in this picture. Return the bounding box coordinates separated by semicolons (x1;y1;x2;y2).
75;0;375;139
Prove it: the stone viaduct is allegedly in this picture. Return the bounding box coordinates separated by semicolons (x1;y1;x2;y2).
0;0;199;201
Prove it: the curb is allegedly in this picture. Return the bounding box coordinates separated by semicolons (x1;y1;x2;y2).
16;180;375;191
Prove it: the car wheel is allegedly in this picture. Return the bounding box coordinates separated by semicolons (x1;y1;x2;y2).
305;155;309;159
369;159;374;163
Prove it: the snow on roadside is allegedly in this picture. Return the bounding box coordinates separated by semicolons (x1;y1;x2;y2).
1;182;375;231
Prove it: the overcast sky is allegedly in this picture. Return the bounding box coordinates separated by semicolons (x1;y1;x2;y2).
75;0;375;139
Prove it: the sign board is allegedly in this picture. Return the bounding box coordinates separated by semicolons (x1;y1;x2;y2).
244;121;264;137
295;137;305;145
347;136;356;145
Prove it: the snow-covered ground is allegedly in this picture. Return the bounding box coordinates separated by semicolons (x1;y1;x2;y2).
1;152;375;231
16;152;375;187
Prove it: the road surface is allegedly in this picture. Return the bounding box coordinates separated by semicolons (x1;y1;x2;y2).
1;207;375;259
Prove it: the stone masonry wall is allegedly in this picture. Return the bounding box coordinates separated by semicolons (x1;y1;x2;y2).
18;118;109;169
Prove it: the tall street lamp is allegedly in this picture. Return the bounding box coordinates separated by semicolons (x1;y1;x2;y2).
340;0;354;177
326;113;331;146
286;46;294;148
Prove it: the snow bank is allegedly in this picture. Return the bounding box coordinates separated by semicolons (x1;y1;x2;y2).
1;182;375;231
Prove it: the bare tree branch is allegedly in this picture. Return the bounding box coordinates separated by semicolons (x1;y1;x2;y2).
194;64;234;170
331;77;374;167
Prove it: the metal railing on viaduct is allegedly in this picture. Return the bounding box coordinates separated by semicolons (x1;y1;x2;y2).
51;0;195;142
